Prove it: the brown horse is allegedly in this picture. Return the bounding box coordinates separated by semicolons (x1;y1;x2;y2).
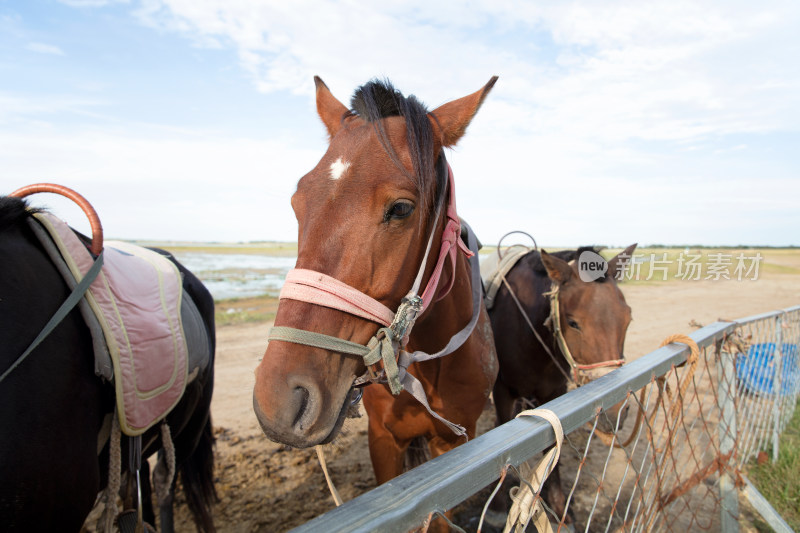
485;243;636;522
252;76;499;503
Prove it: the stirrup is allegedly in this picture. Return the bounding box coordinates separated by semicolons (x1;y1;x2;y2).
116;510;156;533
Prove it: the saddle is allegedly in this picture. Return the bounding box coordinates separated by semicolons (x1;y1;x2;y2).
480;247;531;310
28;212;210;436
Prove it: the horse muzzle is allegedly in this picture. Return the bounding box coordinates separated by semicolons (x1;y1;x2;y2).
252;343;356;448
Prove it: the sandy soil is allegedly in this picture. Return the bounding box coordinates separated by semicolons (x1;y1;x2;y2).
169;268;800;532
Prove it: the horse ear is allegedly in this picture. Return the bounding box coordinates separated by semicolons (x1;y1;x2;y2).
607;243;638;280
541;250;574;285
429;76;498;148
315;76;349;139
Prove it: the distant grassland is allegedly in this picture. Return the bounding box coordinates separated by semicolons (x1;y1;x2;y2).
129;241;295;324
214;295;279;326
134;241;298;257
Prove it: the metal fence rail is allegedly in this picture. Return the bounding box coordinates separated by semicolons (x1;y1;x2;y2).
292;304;800;533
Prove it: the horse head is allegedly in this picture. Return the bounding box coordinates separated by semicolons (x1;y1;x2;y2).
541;243;637;429
253;76;497;448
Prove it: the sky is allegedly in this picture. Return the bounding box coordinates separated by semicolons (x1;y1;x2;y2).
1;0;798;247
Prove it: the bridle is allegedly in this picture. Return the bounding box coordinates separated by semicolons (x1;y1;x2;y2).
543;283;625;385
267;162;482;437
499;266;625;386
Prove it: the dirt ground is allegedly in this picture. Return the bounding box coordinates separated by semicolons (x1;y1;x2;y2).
169;266;800;532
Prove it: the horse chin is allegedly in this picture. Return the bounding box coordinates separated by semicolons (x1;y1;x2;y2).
252;387;354;448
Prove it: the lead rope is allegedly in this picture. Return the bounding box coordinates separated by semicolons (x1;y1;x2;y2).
0;250;104;384
315;445;343;507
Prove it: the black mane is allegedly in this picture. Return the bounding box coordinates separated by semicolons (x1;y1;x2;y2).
348;79;445;218
0;196;37;232
350;79;415;122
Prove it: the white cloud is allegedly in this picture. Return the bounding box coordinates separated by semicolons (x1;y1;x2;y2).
130;0;800;146
9;1;800;245
57;0;130;7
26;42;65;55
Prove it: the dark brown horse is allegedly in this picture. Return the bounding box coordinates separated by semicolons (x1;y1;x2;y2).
485;243;636;523
252;76;498;507
0;194;216;532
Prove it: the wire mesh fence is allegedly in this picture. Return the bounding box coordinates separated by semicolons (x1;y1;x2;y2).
292;304;800;533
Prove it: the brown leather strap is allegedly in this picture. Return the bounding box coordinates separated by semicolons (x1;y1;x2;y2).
9;183;103;255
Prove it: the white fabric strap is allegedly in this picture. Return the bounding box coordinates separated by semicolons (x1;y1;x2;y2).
410;203;442;297
504;408;564;533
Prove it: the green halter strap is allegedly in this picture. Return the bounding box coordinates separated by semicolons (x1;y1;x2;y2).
268;325;403;394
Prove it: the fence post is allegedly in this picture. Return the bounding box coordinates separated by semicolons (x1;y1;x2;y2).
717;337;739;531
771;314;783;463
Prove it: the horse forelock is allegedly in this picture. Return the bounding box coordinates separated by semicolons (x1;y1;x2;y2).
350;78;410;122
347;79;445;218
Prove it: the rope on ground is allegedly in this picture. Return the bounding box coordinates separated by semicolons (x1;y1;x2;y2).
315;445;343;507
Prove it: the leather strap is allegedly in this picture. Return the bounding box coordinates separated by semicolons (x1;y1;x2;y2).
0;251;104;383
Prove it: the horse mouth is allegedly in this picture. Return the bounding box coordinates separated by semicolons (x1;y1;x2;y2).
319;388;357;444
253;387;356;448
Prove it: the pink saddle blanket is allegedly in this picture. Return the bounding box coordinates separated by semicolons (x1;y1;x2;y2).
34;212;188;436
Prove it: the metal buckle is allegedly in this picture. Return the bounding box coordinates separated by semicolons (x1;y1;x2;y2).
390;293;423;341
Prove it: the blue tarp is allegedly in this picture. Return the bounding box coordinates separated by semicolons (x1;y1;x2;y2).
736;343;800;396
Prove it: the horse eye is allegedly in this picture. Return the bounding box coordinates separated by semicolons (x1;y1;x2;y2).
567;318;581;330
386;201;414;221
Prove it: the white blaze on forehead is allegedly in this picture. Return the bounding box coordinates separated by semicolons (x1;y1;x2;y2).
329;157;351;181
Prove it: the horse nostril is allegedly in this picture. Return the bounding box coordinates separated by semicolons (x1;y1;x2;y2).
292;386;310;429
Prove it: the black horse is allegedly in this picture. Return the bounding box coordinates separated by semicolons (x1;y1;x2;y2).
0;195;217;532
